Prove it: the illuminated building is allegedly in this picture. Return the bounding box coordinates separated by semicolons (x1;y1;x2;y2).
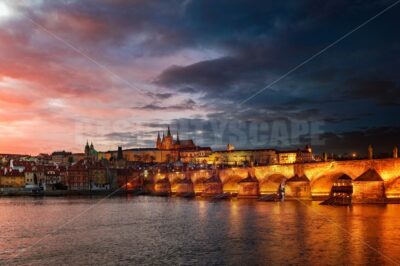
208;149;277;166
332;174;353;197
98;128;314;165
277;151;297;164
0;168;25;188
278;145;314;164
98;126;212;163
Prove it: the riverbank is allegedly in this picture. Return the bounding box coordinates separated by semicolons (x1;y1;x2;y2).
2;190;400;204
0;190;131;197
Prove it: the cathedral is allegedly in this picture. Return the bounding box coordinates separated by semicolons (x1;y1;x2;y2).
84;141;98;160
156;126;196;150
97;126;212;163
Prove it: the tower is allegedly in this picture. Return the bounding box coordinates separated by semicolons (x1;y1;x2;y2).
175;131;180;149
368;145;373;160
305;145;312;153
162;126;174;150
323;152;328;162
156;132;162;149
84;141;98;160
393;146;398;159
167;126;171;137
117;146;123;160
85;141;90;156
177;150;181;161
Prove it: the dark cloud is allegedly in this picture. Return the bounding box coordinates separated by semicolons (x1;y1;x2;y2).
320;127;400;155
153;92;173;99
177;87;199;93
343;78;400;106
104;132;137;140
141;122;170;129
5;0;400;154
131;99;197;111
154;0;400;111
323;117;358;124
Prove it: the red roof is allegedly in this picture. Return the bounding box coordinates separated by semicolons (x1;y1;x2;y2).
1;169;24;176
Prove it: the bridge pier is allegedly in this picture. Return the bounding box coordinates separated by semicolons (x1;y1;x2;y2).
175;176;195;197
154;177;171;196
284;175;312;201
202;173;223;197
237;173;259;198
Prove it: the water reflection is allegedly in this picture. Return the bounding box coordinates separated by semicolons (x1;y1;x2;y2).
1;197;400;265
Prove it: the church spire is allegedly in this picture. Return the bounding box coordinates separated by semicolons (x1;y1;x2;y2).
176;131;180;144
167;125;171;136
156;131;162;149
85;140;90;156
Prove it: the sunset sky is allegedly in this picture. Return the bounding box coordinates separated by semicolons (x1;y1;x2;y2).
0;0;399;155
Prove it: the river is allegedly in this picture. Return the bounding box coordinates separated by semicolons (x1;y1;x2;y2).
1;197;400;265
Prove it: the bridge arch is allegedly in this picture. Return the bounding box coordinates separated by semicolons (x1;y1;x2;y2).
310;172;353;199
384;176;400;199
259;174;287;195
222;174;244;193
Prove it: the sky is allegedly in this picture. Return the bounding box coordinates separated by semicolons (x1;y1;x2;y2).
0;0;399;155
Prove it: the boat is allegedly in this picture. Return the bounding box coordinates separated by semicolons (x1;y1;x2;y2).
31;187;44;196
258;193;280;202
212;193;231;200
177;192;195;198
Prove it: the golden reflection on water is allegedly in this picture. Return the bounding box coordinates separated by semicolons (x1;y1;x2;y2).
347;205;400;265
228;199;241;234
197;199;206;215
2;197;400;265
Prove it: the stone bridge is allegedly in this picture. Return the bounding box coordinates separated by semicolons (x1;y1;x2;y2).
150;158;400;202
218;158;400;200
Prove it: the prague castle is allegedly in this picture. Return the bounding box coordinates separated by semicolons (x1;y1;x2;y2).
97;126;314;165
98;126;212;164
156;126;196;150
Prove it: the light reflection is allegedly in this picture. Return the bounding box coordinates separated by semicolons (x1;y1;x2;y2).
228;199;241;235
2;198;400;264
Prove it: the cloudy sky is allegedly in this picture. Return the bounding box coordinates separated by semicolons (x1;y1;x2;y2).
0;0;399;155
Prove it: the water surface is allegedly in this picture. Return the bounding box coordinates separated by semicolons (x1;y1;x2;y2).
1;197;400;265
